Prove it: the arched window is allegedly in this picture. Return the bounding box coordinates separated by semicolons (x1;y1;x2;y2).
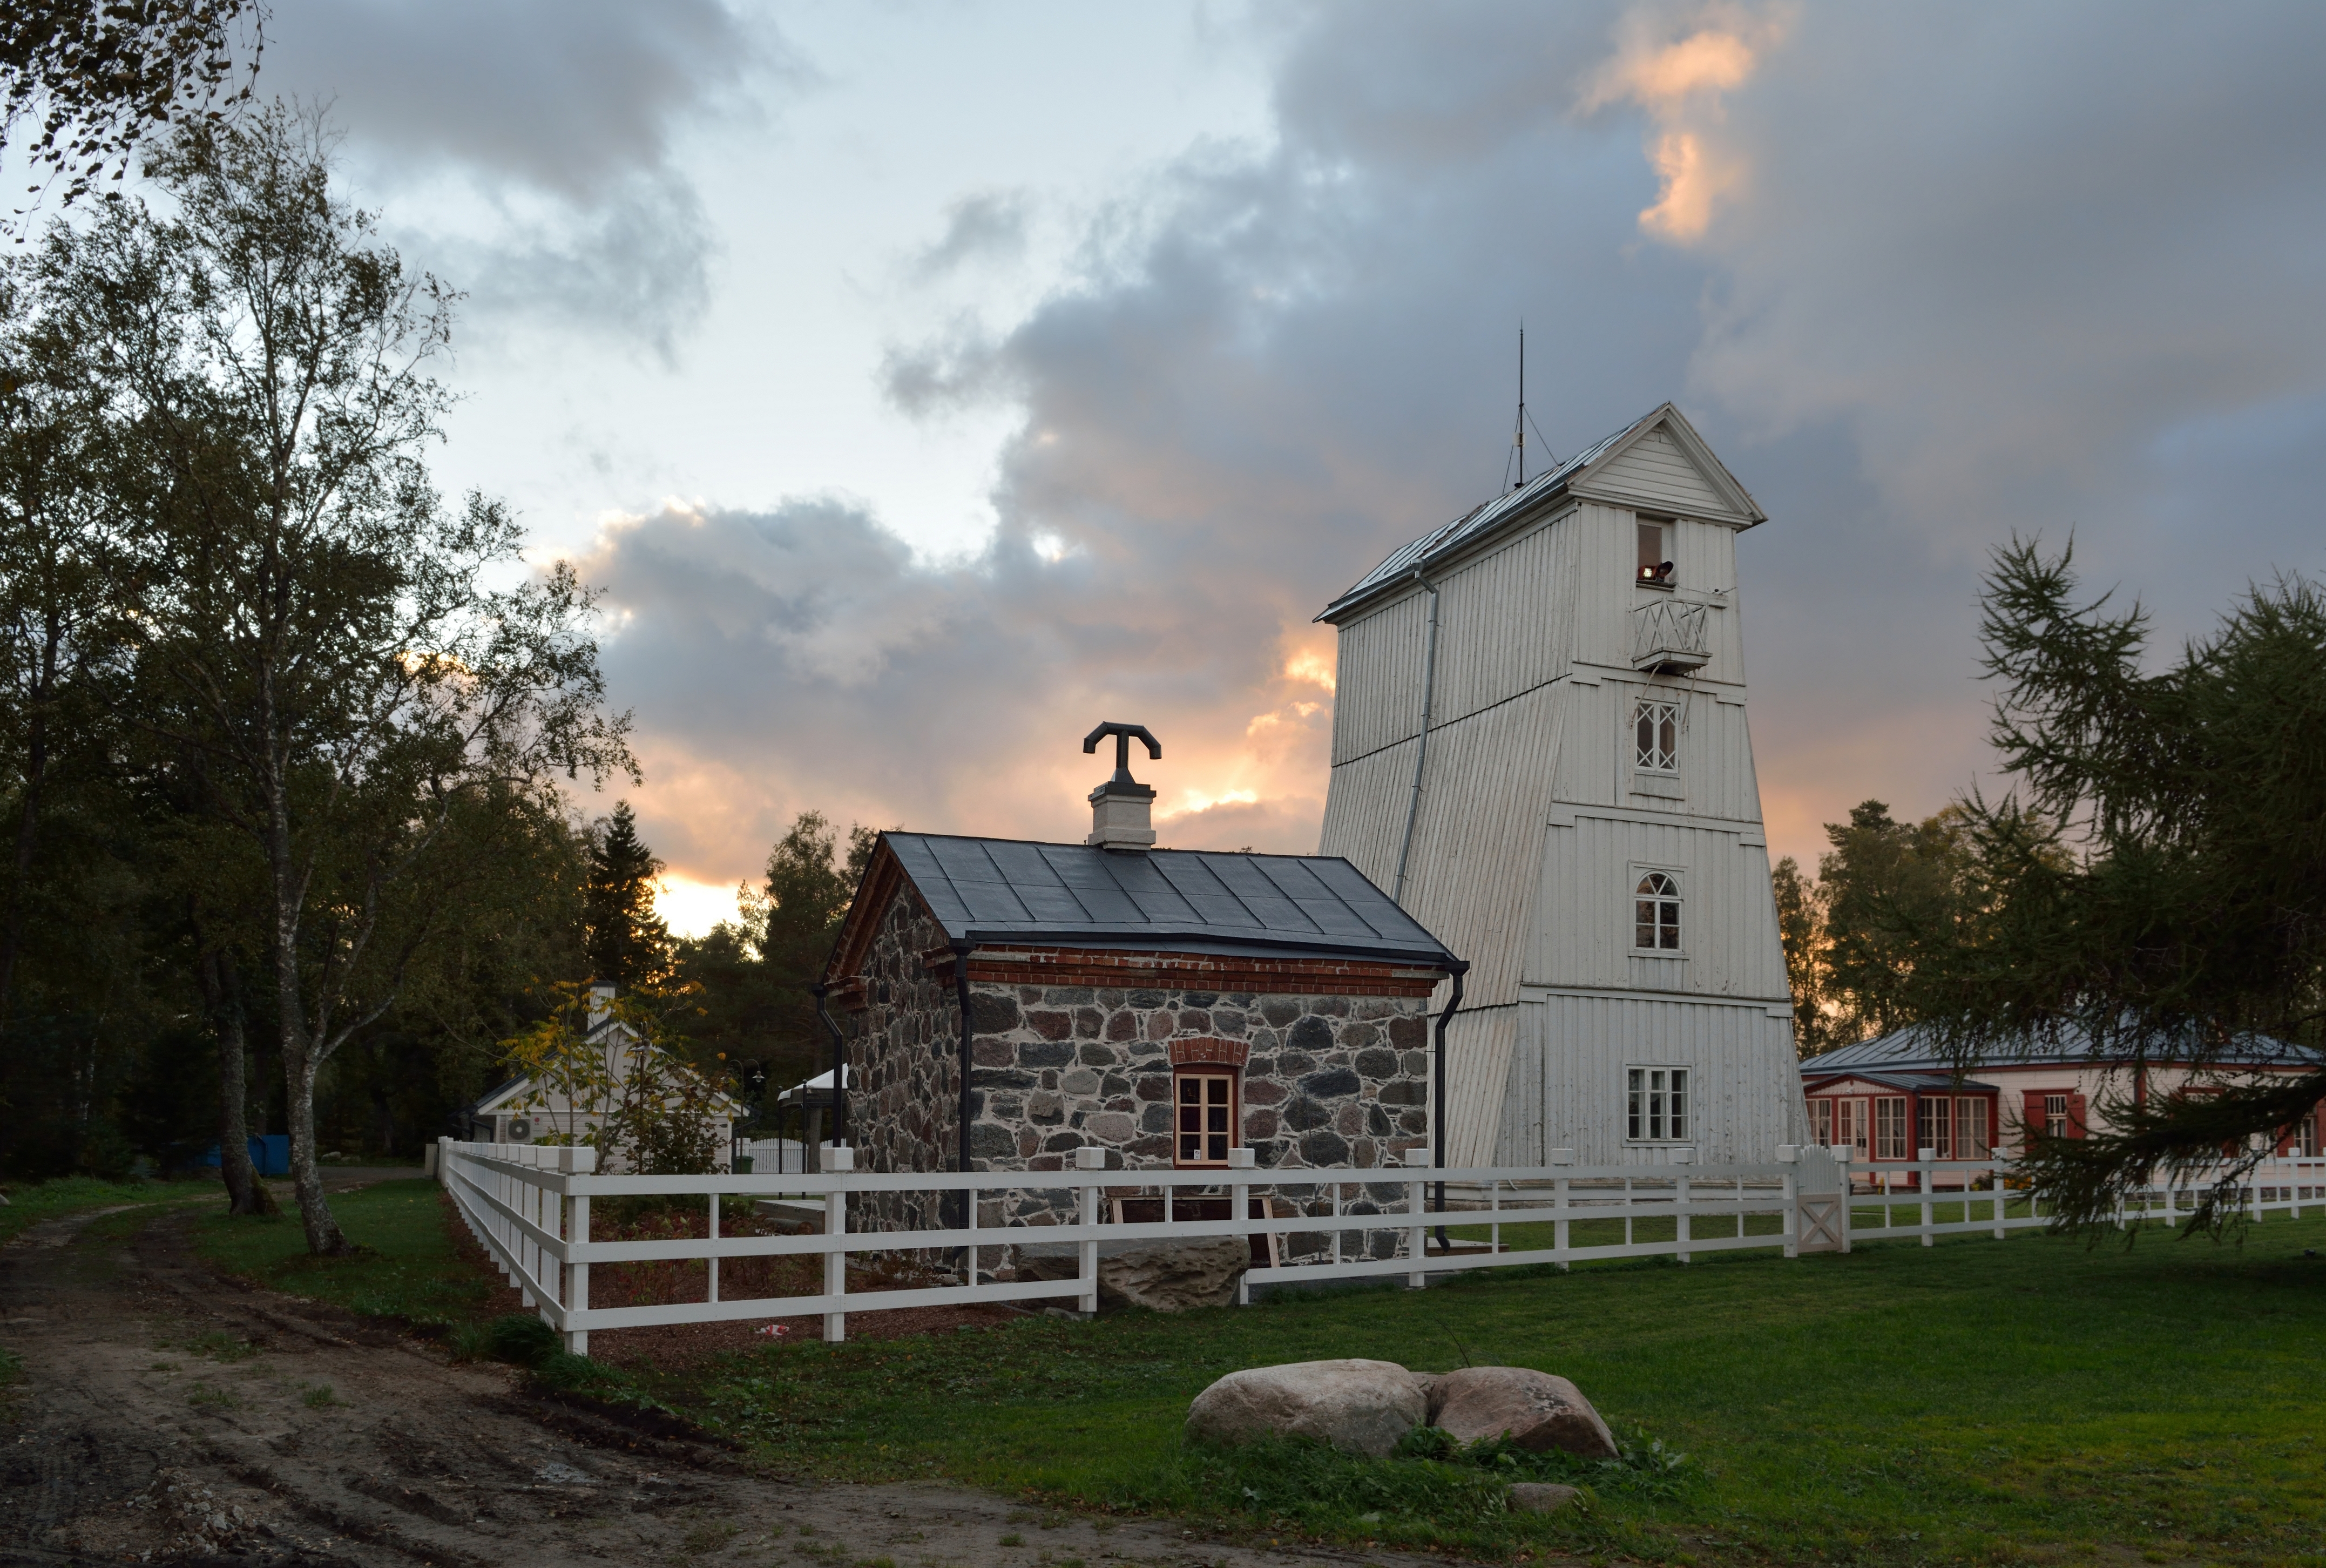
1634;871;1681;950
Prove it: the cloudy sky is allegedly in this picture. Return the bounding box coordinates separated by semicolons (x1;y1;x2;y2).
250;1;2326;932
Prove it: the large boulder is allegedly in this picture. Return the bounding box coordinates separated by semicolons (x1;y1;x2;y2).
1013;1236;1247;1313
1428;1367;1618;1458
1185;1359;1429;1458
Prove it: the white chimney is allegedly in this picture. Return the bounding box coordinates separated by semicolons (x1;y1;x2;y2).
1082;721;1161;852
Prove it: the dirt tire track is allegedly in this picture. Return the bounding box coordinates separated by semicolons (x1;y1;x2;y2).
0;1205;1419;1567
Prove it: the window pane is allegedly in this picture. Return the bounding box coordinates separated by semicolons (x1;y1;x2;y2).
1671;1070;1688;1139
1636;707;1654;766
1639;522;1663;576
1179;1078;1200;1104
1628;1069;1642;1140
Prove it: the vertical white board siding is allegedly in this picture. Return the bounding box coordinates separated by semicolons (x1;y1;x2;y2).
1590;427;1726;516
1530;815;1790;1002
1442;1004;1521;1167
1394;680;1565;1008
1315;736;1417;889
1495;1001;1548;1166
1329;591;1431;766
1317;408;1802;1179
1428;517;1576;728
1530;991;1802;1164
1570;505;1633;670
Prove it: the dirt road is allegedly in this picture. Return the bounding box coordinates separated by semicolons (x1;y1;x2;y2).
0;1206;1416;1568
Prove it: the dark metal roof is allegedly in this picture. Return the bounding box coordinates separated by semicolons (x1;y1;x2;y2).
881;833;1459;968
1320;422;1632;621
1804;1022;2324;1076
1797;1067;2002;1094
1317;402;1764;623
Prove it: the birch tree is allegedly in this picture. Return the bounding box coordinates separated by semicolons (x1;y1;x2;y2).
39;101;632;1252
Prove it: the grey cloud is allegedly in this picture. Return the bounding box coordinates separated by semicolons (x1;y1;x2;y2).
598;2;2326;883
432;175;719;361
260;0;790;347
912;191;1031;280
265;0;770;198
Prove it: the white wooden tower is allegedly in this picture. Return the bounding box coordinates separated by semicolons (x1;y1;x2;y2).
1317;403;1808;1167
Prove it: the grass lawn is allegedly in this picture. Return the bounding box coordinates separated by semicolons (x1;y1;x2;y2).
191;1177;508;1329
176;1174;2326;1565
675;1214;2326;1566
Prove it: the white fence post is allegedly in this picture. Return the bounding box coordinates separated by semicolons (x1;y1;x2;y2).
1075;1146;1105;1315
1229;1147;1255;1306
1405;1152;1428;1289
565;1145;593;1357
1777;1145;1799;1259
1674;1152;1692;1264
1551;1149;1574;1270
822;1143;852;1343
1917;1147;1936;1247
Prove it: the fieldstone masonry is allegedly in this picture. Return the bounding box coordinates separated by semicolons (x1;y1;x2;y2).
835;883;1443;1262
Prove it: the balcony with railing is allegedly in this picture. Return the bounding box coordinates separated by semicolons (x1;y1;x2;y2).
1632;599;1712;674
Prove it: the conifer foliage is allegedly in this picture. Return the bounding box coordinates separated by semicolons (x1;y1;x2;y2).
1903;540;2326;1230
583;802;674;990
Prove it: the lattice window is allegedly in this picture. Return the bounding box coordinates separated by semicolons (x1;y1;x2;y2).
1627;1066;1689;1141
1957;1098;1992;1158
1917;1095;1953;1158
1175;1069;1237;1167
1634;700;1680;772
1635;871;1681;950
1875;1096;1911;1159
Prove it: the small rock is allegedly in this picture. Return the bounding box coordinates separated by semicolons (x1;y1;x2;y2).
1429;1366;1618;1458
1185;1359;1429;1457
1507;1482;1580;1514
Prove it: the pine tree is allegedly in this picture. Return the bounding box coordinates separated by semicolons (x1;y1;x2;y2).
583;803;674;989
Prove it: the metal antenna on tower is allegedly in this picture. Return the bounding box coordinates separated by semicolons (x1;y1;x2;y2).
1512;323;1526;491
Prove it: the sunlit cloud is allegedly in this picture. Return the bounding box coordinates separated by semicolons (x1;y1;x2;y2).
1582;2;1794;243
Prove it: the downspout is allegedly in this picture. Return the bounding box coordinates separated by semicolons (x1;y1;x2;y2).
813;983;846;1151
1391;571;1442;907
949;940;978;1240
1433;961;1469;1243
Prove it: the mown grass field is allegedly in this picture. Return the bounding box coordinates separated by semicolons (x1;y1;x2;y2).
189;1177;507;1329
682;1214;2326;1565
182;1174;2326;1566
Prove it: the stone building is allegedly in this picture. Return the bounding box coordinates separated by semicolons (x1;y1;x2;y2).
819;725;1464;1237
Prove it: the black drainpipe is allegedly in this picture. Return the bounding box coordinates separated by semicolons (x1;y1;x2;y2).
813;983;846;1151
1433;961;1469;1243
950;940;977;1230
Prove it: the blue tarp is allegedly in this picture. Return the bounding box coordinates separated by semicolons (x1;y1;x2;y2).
200;1134;289;1177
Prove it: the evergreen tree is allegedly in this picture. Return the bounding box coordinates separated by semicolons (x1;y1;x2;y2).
583;802;674;990
1903;540;2326;1231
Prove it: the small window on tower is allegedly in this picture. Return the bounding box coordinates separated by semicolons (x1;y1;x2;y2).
1634;700;1680;772
1634;871;1682;950
1637;521;1674;584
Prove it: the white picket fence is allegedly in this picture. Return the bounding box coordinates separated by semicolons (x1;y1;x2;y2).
436;1139;2326;1354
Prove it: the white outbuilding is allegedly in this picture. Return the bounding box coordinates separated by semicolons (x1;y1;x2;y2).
1316;402;1810;1167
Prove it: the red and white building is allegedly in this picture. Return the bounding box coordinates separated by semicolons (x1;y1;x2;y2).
1801;1024;2325;1186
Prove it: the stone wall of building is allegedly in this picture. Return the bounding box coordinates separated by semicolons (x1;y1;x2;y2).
836;890;960;1236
